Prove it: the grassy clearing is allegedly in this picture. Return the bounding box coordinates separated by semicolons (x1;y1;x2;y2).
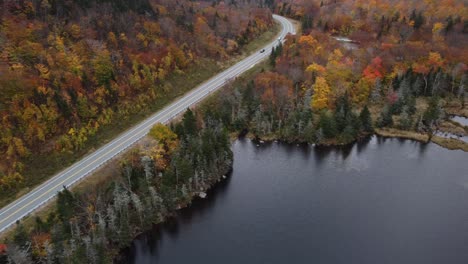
375;128;430;143
0;23;282;209
446;107;468;118
432;136;468;152
439;120;467;135
375;127;468;152
443;97;468;117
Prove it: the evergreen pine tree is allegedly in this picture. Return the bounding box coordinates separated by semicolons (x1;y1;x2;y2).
378;105;393;127
359;105;374;133
399;106;413;130
269;46;276;67
182;108;197;137
423;96;442;127
13;223;29;248
319;111;337;138
57;187;76;222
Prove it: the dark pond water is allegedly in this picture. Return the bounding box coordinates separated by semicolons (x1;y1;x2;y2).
119;136;468;264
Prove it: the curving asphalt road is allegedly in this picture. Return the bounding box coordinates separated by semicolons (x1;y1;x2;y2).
0;14;295;234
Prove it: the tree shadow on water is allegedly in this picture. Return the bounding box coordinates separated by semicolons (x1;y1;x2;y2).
335;144;353;160
418;140;429;156
296;143;312;160
356;136;372;155
117;228;163;263
280;141;311;159
376;135;388;146
312;145;333;169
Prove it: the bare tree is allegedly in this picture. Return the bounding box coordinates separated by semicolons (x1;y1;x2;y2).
7;244;32;264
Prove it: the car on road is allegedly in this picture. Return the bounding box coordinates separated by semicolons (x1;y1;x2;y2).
260;49;265;53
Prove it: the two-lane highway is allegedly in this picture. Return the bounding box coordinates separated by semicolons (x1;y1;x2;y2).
0;15;295;233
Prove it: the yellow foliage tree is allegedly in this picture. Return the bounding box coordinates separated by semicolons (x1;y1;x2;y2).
325;49;353;95
149;123;178;153
311;77;331;110
432;22;444;34
352;78;372;105
35;64;50;80
69;24;81;39
428;52;444;68
306;63;326;75
298;35;317;49
107;32;118;48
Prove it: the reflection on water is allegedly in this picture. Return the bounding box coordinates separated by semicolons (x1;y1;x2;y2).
119;136;468;264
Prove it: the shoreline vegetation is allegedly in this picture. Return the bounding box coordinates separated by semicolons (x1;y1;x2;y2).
1;108;234;263
198;60;467;153
241;103;468;148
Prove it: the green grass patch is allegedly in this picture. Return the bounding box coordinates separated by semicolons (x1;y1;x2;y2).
375;128;430;143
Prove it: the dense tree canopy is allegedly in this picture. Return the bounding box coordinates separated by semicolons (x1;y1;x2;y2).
0;0;273;189
200;0;466;145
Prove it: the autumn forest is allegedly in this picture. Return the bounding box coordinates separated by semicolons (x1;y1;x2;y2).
0;0;467;262
0;0;272;189
238;0;467;144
